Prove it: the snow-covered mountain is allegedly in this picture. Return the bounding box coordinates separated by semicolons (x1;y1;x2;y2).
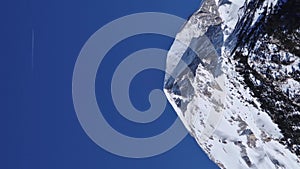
164;0;300;168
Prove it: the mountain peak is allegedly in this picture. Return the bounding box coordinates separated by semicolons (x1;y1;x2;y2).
164;0;300;168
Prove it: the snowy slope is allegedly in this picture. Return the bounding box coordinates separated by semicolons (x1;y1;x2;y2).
164;0;300;168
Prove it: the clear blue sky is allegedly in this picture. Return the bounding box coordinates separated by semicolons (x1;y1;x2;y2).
1;0;219;168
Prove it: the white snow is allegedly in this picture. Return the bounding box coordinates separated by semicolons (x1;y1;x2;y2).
164;0;300;168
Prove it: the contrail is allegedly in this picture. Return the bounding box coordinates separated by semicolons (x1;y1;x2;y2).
31;29;35;70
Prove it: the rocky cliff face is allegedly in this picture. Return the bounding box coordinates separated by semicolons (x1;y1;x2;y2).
164;0;300;168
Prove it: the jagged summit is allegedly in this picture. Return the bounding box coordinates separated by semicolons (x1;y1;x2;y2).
164;0;300;168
